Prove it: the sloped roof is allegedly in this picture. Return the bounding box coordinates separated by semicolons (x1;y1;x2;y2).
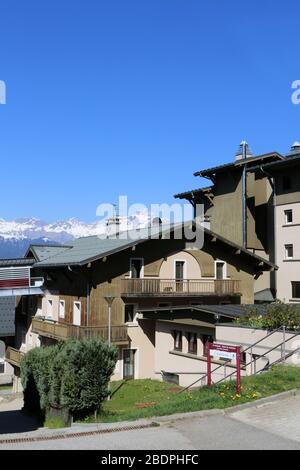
30;222;277;271
33;224;178;267
28;245;72;262
194;152;283;177
0;258;35;267
174;186;213;200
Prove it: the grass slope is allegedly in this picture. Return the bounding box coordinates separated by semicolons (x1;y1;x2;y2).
81;366;300;423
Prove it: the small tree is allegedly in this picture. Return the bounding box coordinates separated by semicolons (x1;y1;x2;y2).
20;338;118;424
50;339;118;419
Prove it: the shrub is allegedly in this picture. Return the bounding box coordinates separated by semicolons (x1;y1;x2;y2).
50;339;118;418
20;338;118;421
234;302;300;330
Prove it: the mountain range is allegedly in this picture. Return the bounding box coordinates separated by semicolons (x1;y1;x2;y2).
0;211;160;258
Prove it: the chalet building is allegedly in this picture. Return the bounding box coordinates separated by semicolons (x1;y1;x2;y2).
175;142;288;303
3;223;275;389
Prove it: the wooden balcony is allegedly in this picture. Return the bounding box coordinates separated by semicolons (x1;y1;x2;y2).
6;347;25;367
32;317;129;345
121;278;241;297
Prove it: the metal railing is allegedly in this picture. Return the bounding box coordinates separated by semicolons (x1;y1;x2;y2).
32;317;128;343
180;326;299;393
121;278;241;296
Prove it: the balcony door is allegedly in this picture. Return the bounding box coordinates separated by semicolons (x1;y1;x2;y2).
130;258;144;278
175;260;185;292
216;262;225;280
123;349;135;380
73;301;81;326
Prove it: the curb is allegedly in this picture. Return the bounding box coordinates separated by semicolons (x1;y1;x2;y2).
225;387;300;415
0;388;299;445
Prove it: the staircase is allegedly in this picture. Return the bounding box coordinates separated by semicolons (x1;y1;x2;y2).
181;326;300;392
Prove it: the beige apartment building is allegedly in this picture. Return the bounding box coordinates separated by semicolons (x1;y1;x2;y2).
175;142;283;302
261;147;300;302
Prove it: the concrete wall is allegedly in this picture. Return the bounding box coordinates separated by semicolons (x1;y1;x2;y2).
153;320;242;387
216;324;300;372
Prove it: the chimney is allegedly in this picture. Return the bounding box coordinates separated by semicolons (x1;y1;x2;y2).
287;141;300;157
106;204;121;237
235;140;253;161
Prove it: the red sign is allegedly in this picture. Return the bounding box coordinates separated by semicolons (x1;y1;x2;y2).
207;342;241;394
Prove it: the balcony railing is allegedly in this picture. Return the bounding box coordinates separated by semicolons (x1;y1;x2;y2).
121;278;241;296
6;347;25;367
0;264;44;290
32;317;129;344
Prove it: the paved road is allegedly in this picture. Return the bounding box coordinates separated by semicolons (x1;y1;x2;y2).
1;393;300;449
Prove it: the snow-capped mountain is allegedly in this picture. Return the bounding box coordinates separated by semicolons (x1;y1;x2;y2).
0;211;166;258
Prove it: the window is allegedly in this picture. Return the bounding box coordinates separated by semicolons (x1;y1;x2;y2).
173;330;182;351
201;334;214;357
175;260;185;292
292;282;300;299
73;301;81;326
283;175;291;191
175;261;185;280
124;304;136;323
215;261;225;280
284;209;293;224
59;300;65;319
187;332;197;355
0;362;4;374
130;258;144;278
47;299;53;318
285;244;294;259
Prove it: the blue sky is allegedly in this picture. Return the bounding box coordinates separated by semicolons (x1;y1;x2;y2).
0;0;300;222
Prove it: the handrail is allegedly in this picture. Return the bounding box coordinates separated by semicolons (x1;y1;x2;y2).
179;326;285;393
213;330;300;385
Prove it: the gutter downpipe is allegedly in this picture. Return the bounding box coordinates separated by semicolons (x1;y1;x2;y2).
86;280;90;327
259;165;277;298
242;143;247;248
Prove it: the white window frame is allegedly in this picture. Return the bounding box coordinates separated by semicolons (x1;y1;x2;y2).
122;347;138;380
174;259;187;280
285;244;294;260
124;303;138;325
129;258;144;278
284;209;293;225
46;299;53;319
59;299;65;319
73;301;81;326
214;260;228;279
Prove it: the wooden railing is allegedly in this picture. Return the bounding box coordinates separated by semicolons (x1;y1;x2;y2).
32;317;128;344
121;278;241;296
6;347;25;367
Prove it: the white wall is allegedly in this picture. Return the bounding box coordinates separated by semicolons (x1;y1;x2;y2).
154;321;240;387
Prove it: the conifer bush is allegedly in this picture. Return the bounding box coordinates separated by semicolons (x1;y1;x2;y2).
20;338;118;423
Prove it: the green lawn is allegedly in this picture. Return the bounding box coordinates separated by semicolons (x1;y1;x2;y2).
81;366;300;423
